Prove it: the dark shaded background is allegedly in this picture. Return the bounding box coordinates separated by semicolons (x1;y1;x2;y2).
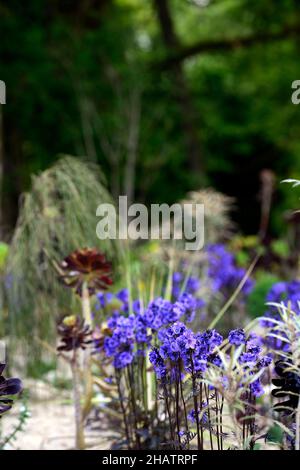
1;0;300;237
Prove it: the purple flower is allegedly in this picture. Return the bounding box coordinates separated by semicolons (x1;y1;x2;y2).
206;244;254;296
132;299;141;314
173;272;183;283
250;379;264;397
116;288;129;304
187;406;208;424
257;354;272;369
228;328;246;346
200;329;223;351
115;351;133;368
182;331;197;350
208;354;222;368
239;350;260;364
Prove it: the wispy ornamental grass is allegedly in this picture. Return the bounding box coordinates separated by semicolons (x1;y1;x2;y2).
5;156;120;345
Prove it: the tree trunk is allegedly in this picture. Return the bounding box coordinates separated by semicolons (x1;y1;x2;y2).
0;108;3;240
0;120;23;238
124;88;141;206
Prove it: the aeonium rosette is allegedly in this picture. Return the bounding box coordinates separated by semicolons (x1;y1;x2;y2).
0;363;22;418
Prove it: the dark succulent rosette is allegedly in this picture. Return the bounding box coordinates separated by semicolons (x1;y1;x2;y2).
57;315;92;352
272;359;300;414
59;248;113;296
0;363;22;418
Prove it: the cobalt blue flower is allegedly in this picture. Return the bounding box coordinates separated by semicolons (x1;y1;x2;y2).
114;351;133;368
181;330;197;350
208;354;222;368
200;329;223;351
250;378;264;397
239;345;261;364
187;406;208;424
206;244;254;296
228;328;246;346
149;348;166;379
178;292;197;322
116;288;129;304
172;272;200;298
257;354;272;368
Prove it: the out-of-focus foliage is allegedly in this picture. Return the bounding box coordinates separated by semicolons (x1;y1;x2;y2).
0;0;300;235
0;242;8;271
247;273;281;319
180;188;235;244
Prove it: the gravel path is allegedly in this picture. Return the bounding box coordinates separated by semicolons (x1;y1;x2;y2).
2;380;114;450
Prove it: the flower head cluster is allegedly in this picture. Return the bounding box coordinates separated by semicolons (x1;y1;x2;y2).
206;244;254;296
172;272;200;296
171;272;205;313
96;289;142;318
103;314;137;368
100;293;199;369
151;326;271;398
150;322;223;379
141;294;197;330
236;332;272;397
228;328;246;346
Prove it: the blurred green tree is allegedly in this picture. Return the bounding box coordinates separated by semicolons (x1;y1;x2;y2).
0;0;300;237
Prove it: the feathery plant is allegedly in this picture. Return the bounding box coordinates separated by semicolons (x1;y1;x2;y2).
6;156;120;346
180;188;235;245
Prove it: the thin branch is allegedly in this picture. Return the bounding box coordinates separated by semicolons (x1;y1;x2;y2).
159;24;300;68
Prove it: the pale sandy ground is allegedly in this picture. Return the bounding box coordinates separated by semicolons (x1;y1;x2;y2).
2;380;115;450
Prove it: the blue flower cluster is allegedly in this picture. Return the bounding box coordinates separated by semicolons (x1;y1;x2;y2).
149;322;223;378
236;332;272;397
170;244;254;322
172;272;200;297
187;406;208;425
150;326;271;397
104;314;137;368
171;272;206;315
228;328;246;346
206;244;254;295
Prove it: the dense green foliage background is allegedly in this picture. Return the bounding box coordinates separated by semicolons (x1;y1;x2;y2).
1;0;300;235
